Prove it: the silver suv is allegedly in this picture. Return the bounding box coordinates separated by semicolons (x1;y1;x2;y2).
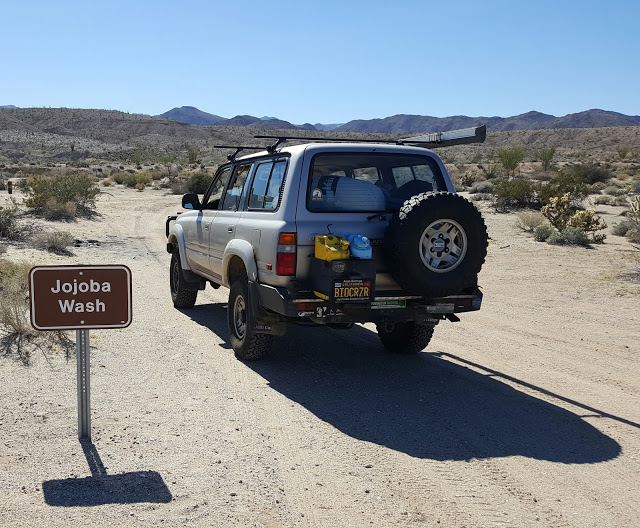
166;128;488;360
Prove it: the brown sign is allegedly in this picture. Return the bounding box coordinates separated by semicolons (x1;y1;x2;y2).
29;265;132;330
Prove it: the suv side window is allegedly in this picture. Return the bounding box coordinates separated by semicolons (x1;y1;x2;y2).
203;167;232;210
222;164;252;211
248;159;287;211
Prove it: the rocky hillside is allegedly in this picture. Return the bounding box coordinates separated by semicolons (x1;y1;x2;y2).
1;107;639;165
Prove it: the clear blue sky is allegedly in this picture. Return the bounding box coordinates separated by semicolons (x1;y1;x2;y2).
2;0;639;123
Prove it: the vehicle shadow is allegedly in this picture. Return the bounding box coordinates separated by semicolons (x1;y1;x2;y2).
243;324;622;464
177;301;232;350
42;440;172;507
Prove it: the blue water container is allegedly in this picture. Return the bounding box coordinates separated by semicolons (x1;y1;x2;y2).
342;233;372;259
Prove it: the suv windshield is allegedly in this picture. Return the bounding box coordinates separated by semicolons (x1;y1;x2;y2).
307;152;447;212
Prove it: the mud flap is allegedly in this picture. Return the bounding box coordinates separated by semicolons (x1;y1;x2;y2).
248;280;287;336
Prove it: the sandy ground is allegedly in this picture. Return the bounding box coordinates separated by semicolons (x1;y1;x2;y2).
0;185;638;527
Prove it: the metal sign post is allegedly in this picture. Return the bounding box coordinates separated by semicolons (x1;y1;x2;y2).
29;265;132;440
76;330;91;439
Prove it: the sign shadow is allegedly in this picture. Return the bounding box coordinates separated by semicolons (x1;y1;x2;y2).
42;440;172;507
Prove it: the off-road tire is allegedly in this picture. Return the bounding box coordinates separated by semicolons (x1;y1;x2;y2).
376;322;435;354
170;250;198;308
228;273;273;360
384;192;488;297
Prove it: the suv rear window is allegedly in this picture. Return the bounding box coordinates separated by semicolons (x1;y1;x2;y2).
307;152;447;212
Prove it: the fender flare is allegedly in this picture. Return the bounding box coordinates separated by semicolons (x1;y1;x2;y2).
167;223;192;271
222;239;258;287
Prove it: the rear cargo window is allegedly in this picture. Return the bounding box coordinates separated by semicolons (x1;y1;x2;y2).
307;152;446;212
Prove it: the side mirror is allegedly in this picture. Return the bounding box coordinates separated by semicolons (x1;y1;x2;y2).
182;193;201;210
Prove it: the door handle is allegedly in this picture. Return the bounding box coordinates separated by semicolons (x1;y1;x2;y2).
227;226;234;233
204;224;210;230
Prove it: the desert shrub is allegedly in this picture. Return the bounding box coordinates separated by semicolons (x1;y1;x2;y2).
614;196;628;206
632;180;640;193
567;210;607;243
494;179;540;210
477;163;501;180
514;211;547;232
23;173;99;218
497;146;525;175
617;147;630;160
628;196;640;224
534;224;554;242
469;181;494;194
470;193;494;202
593;195;615;205
0;179;5;191
538;147;556;171
627;229;640;244
603;185;620;196
111;172;126;184
32;230;75;254
547;227;590;246
135;182;146;191
538;173;589;205
565;163;613;185
102;179;114;186
613;220;633;236
0;260;33;341
541;193;573;230
185;172;211;194
0;199;21;240
115;173;153;188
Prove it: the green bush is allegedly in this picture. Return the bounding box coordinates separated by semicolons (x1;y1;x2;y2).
497;146;525;175
185;172;211;194
547;227;590;246
23;173;99;218
538;147;556;171
538;173;589;205
565;163;613;185
494;179;540;209
534;224;554;242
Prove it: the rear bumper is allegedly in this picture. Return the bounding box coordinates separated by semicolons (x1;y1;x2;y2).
254;282;482;326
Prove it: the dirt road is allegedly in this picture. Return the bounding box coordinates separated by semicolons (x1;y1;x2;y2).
1;187;638;527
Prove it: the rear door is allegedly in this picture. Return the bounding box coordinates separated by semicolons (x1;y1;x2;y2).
208;163;253;277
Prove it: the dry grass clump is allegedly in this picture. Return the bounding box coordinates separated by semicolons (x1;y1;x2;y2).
0;199;35;240
0;260;73;364
32;230;75;255
514;211;547;233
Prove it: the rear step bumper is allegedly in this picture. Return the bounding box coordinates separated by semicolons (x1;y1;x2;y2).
253;281;482;326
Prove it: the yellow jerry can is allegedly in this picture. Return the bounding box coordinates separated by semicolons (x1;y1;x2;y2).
315;234;350;261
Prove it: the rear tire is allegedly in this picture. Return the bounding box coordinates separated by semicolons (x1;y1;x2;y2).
228;273;273;360
170;250;198;308
376;322;435;354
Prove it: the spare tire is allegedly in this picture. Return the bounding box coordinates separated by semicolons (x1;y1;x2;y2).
383;192;488;297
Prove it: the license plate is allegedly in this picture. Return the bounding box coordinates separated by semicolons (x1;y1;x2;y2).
425;303;455;313
333;279;373;302
371;300;406;309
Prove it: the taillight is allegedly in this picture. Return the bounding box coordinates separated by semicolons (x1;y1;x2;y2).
276;232;296;275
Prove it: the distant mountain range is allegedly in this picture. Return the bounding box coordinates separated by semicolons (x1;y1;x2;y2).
3;105;640;134
154;106;640;133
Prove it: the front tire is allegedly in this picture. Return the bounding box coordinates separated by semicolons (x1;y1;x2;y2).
170;250;198;308
376;322;435;354
228;274;273;360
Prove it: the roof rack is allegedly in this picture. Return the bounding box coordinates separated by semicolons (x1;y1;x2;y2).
255;125;486;150
213;145;268;161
